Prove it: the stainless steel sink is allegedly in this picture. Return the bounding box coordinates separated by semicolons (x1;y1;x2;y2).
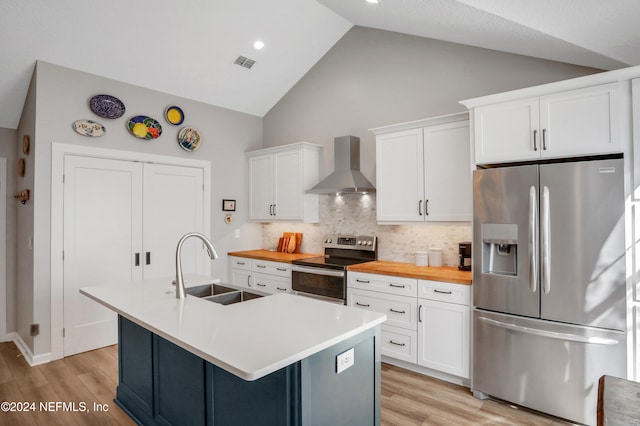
185;283;237;298
185;283;263;305
203;291;263;305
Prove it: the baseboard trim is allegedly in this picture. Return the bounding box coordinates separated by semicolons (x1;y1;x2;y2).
12;333;52;366
382;356;471;388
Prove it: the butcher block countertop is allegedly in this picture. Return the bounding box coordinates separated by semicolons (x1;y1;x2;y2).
228;249;322;263
348;261;472;285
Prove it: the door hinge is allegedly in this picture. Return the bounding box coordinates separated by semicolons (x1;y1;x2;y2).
30;323;40;337
62;173;65;184
62;328;65;337
62;250;64;261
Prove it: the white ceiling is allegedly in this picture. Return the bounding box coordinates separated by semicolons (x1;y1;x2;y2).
1;0;639;130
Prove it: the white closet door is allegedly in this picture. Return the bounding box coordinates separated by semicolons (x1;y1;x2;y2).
63;156;143;356
142;163;206;280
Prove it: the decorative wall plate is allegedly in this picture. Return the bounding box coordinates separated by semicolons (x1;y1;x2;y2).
89;94;126;119
165;106;184;125
22;135;30;155
177;127;202;151
127;115;162;139
72;119;106;137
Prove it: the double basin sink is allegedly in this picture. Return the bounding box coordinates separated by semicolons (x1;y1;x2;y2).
185;283;263;305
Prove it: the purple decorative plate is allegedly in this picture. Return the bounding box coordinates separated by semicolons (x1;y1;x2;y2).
89;94;125;119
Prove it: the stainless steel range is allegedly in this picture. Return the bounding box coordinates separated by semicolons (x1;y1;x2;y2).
291;234;377;304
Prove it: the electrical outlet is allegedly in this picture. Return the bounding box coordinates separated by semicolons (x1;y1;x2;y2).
336;347;354;374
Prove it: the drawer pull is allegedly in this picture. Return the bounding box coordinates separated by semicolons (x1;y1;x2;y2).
434;289;452;294
256;265;267;269
356;279;370;283
276;287;287;291
276;267;287;271
237;261;246;265
389;308;406;314
389;283;406;288
389;340;406;347
256;283;266;287
356;302;371;307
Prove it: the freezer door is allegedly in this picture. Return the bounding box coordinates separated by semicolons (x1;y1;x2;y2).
473;309;626;425
473;165;540;317
539;159;625;331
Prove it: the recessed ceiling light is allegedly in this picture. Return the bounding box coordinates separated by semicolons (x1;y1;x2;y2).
253;40;265;50
366;0;380;4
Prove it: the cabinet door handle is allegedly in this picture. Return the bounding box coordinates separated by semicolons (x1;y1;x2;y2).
433;289;452;294
425;199;429;216
542;128;548;150
134;253;140;267
145;252;151;265
272;204;276;216
276;267;287;271
237;261;246;266
418;199;423;216
389;308;406;314
389;283;405;289
256;264;266;268
419;304;423;323
533;129;538;151
356;279;370;283
356;302;371;307
256;283;266;287
247;275;252;286
389;340;406;347
276;287;287;291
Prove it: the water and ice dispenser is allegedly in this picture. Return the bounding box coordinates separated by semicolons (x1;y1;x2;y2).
481;224;518;276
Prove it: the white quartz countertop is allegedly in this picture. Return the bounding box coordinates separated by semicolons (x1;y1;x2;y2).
80;276;386;381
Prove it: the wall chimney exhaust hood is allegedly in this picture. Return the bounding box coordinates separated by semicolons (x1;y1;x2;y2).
307;135;375;194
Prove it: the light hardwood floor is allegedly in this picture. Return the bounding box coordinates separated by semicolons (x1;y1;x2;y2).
0;342;573;425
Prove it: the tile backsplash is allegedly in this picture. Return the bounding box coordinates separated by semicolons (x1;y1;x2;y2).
262;194;472;266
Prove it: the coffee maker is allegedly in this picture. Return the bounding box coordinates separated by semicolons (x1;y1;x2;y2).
458;242;472;271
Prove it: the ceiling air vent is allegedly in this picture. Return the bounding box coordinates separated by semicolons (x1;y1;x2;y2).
234;56;256;69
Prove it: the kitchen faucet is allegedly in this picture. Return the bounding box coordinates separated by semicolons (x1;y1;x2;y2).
175;232;219;299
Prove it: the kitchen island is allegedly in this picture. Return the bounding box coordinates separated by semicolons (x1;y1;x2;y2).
81;278;386;426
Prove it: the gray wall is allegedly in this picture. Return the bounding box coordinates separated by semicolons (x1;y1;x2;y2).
0;127;17;339
263;26;602;182
17;61;263;357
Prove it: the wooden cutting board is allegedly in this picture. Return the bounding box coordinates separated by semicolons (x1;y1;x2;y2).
282;232;302;253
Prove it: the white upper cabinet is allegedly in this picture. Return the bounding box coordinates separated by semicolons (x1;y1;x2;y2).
372;113;472;223
247;142;322;222
469;83;621;165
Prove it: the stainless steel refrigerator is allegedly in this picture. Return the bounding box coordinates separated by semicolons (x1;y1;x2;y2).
472;158;627;425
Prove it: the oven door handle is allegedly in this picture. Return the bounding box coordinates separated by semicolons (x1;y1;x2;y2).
291;265;345;277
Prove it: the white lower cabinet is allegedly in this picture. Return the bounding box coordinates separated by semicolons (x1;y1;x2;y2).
228;256;292;294
348;272;470;380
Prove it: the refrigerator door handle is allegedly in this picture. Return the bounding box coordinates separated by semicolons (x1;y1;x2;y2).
541;186;551;294
529;186;538;293
478;317;620;345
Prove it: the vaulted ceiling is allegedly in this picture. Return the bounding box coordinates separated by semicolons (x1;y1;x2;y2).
1;0;638;129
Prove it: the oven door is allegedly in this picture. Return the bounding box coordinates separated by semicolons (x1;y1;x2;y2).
291;265;346;303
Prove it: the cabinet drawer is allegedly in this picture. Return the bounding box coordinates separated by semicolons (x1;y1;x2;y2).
348;289;417;330
381;325;417;363
252;260;291;278
229;256;252;271
418;280;470;306
253;273;291;294
348;272;417;297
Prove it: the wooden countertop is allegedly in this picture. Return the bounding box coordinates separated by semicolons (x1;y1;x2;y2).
228;249;322;263
347;260;472;285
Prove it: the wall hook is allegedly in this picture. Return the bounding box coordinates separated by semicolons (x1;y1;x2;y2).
14;189;30;204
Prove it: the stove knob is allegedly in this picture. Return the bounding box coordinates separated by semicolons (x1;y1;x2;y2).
357;240;362;245
366;241;373;246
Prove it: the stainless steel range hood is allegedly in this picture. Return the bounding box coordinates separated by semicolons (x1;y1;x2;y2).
307;135;376;194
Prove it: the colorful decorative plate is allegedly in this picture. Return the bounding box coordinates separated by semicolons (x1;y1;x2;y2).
177;127;202;152
72;119;106;137
127;116;162;140
165;106;184;125
89;94;125;119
